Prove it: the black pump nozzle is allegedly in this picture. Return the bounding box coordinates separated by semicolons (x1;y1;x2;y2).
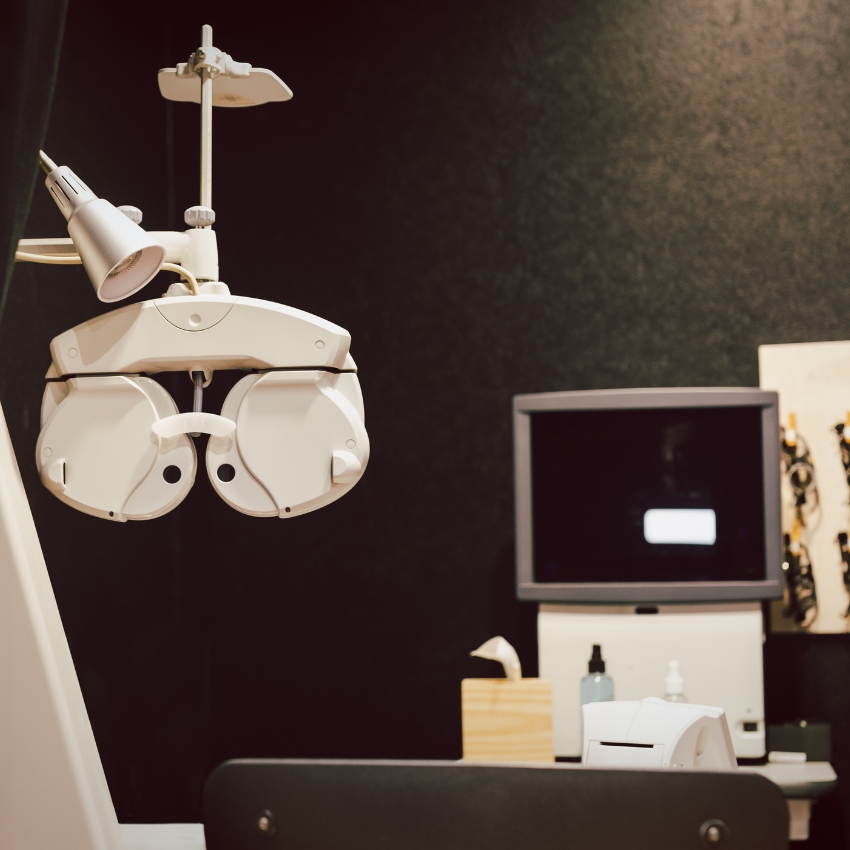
588;644;605;674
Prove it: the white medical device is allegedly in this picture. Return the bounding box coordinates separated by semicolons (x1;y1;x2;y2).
539;603;765;759
18;25;368;522
583;698;738;771
0;24;371;850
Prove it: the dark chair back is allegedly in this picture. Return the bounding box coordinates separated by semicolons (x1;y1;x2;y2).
204;759;789;850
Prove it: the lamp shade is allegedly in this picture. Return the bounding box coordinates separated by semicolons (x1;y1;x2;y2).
67;201;165;301
44;163;165;302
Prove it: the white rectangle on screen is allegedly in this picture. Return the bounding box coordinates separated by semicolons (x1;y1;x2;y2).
643;509;716;545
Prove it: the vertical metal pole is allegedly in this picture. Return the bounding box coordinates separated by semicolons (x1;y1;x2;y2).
190;371;204;437
200;24;213;210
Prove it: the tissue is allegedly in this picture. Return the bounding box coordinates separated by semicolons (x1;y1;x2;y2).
470;636;522;682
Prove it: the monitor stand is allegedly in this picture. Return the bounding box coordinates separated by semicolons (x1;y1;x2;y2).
538;603;765;759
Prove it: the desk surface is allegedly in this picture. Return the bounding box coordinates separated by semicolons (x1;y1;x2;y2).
741;761;837;798
120;823;205;850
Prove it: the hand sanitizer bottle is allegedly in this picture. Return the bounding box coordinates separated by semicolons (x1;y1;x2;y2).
580;645;614;706
664;660;687;703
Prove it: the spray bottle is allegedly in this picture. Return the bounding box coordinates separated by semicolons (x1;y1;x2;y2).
664;660;687;703
580;645;614;706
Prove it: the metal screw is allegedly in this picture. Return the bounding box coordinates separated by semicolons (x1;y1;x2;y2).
700;819;728;845
256;809;276;838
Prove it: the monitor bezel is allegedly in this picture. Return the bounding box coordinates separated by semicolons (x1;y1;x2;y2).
514;388;782;603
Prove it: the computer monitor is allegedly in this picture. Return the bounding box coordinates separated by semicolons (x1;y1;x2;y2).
514;388;782;603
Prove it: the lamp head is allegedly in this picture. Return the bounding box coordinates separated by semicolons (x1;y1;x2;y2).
40;152;165;302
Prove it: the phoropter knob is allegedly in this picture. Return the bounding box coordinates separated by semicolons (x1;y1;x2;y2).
184;206;216;228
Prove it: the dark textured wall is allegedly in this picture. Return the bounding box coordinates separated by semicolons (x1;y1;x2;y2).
7;0;850;842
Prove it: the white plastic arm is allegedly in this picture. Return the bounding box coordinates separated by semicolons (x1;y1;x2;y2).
15;238;81;263
15;252;82;264
16;237;77;255
152;412;234;438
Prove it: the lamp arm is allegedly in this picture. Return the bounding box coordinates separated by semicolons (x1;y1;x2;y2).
16;231;213;295
15;237;77;256
15;252;82;265
15;250;199;296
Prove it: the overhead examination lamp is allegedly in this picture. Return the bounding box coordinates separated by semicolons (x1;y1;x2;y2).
29;151;167;301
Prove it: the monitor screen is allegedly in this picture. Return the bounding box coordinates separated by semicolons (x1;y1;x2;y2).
514;389;782;603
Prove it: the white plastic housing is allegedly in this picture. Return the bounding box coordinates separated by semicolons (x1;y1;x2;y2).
37;377;195;522
582;698;738;771
39;295;368;520
538;604;765;758
207;370;369;517
148;228;218;281
46;295;352;376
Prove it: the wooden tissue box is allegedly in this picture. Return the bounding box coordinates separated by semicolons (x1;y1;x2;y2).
461;678;554;763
